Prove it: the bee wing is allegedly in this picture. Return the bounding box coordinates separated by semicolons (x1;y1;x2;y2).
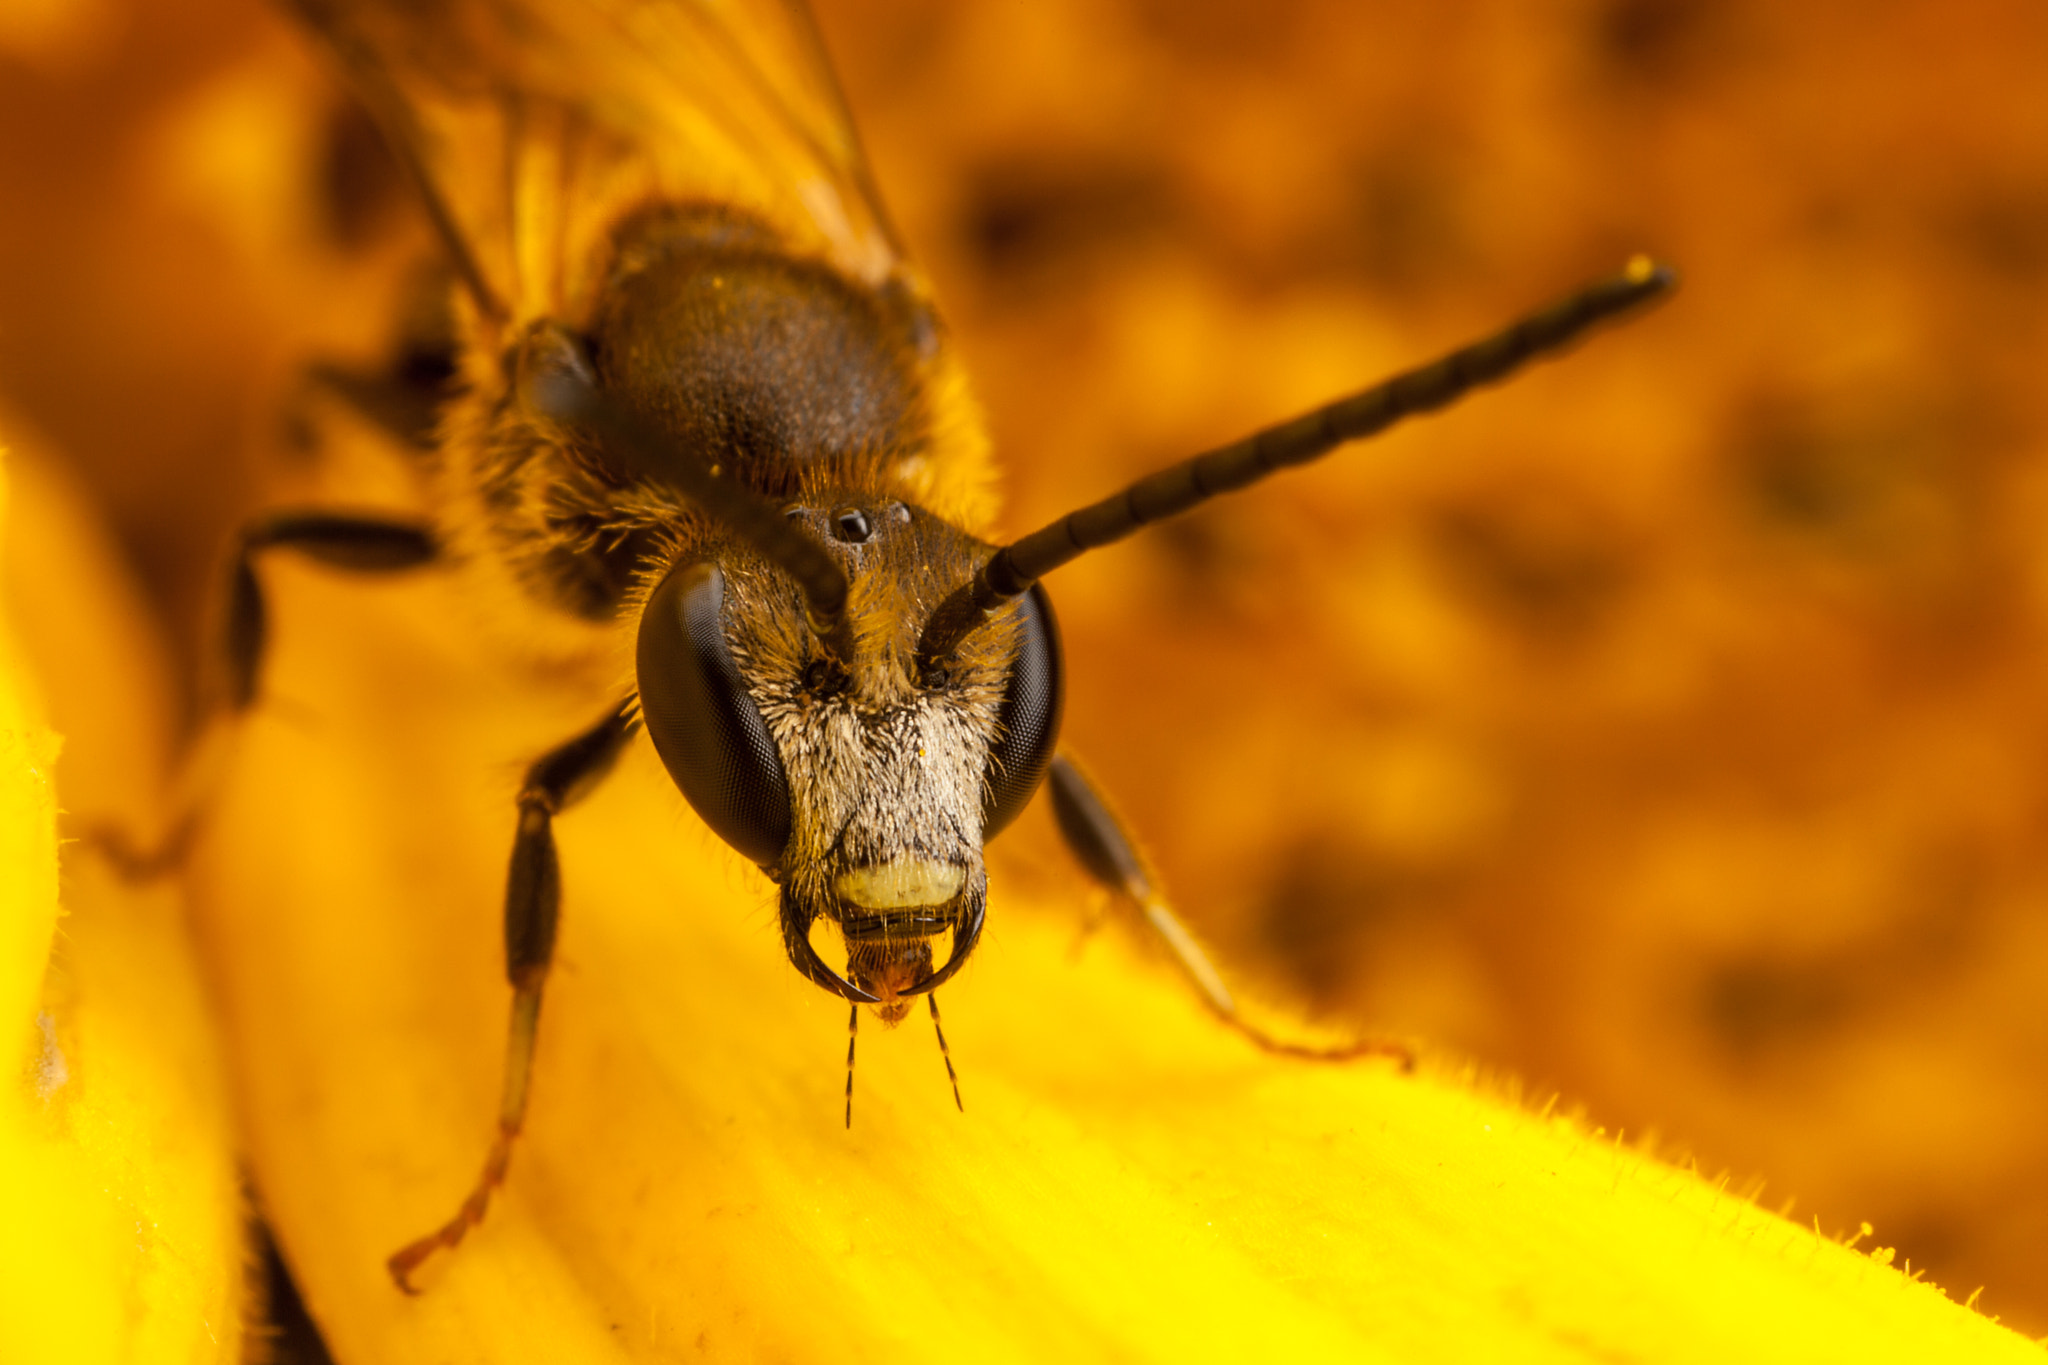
291;0;908;334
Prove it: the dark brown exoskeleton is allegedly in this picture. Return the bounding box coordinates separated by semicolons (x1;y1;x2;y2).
213;0;1674;1293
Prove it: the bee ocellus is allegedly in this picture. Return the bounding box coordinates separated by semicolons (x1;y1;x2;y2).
220;0;1675;1292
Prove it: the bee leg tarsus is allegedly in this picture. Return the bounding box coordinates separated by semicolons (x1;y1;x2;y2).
386;700;637;1291
385;1122;514;1294
1222;1025;1417;1072
1048;751;1414;1070
71;708;240;883
72;809;197;883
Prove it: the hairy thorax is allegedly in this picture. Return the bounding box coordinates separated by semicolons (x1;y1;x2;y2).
426;205;989;678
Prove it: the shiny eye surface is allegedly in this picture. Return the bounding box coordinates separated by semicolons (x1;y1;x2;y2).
981;583;1064;839
637;562;791;867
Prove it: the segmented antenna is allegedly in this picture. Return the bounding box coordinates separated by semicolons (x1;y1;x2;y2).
929;993;963;1113
844;1004;859;1129
917;257;1676;667
529;356;860;663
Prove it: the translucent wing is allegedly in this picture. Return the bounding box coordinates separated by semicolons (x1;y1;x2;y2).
289;0;908;337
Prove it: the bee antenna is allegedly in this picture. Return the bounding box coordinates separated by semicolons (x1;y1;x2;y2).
929;993;963;1113
916;257;1676;667
844;1004;859;1130
528;349;859;662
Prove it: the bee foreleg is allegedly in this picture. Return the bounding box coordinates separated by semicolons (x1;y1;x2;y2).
281;256;458;456
387;700;638;1294
75;510;438;882
293;348;455;457
1047;752;1413;1070
225;509;438;711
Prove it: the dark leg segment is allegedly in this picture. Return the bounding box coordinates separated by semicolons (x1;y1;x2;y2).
226;510;437;710
298;326;457;454
82;509;438;883
387;700;640;1294
1048;752;1413;1068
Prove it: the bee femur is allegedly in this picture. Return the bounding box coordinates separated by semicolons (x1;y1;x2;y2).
915;257;1677;670
526;351;860;662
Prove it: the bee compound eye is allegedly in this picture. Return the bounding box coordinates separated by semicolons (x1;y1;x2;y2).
636;562;791;867
981;583;1064;840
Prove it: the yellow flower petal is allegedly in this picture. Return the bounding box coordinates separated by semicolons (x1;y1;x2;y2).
180;554;2033;1361
0;445;245;1360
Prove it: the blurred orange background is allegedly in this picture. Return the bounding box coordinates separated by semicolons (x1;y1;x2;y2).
5;0;2048;1336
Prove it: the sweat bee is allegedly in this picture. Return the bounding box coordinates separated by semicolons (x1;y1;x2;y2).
221;0;1673;1291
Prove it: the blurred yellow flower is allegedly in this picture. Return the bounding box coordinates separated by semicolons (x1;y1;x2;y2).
1;3;2044;1354
111;452;2027;1362
0;446;244;1362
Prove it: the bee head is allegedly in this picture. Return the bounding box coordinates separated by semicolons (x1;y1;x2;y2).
634;500;1061;1009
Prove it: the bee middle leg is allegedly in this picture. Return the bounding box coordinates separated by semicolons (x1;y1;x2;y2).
81;510;439;880
224;509;440;711
1047;752;1413;1069
387;699;640;1294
